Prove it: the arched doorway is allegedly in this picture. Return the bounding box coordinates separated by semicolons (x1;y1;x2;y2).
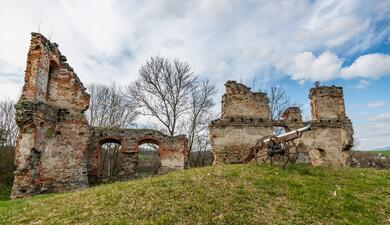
136;139;161;177
99;139;121;181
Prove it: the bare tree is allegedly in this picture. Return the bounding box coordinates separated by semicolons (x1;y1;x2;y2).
127;56;197;137
0;99;18;147
189;134;214;167
128;56;217;165
86;83;139;128
268;85;291;121
184;79;216;158
267;85;301;135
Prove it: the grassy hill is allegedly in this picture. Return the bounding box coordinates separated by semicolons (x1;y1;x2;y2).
0;164;389;225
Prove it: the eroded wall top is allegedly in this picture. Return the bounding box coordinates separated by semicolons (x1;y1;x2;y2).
221;81;270;120
21;32;89;113
310;86;346;121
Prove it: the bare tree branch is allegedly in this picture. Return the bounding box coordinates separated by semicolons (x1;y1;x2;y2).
0;99;18;147
267;85;302;135
127;56;198;137
86;83;139;128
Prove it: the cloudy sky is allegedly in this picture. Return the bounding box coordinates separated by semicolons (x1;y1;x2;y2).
0;0;389;150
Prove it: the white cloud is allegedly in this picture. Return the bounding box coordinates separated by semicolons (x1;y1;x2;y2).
287;52;390;82
0;0;389;101
367;112;390;122
288;51;342;82
354;79;370;89
355;112;390;150
340;54;390;79
367;101;387;108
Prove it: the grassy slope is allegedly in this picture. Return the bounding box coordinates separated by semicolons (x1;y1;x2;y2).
0;164;389;225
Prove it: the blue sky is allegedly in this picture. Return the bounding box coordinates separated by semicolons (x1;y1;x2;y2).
0;0;389;150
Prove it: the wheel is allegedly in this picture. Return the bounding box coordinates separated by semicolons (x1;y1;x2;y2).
255;135;289;166
254;136;271;165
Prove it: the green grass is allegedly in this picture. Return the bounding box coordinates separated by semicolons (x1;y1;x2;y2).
0;164;389;225
373;150;390;156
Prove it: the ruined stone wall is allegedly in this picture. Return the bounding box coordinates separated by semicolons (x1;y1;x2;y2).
210;82;354;167
310;86;346;121
299;86;353;167
222;81;270;120
12;33;91;198
210;81;272;164
87;128;189;183
12;33;190;198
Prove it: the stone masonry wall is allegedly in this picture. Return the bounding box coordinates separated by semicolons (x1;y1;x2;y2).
210;81;354;167
222;81;270;120
12;33;91;198
87;128;188;183
300;86;353;167
12;33;190;198
210;81;272;164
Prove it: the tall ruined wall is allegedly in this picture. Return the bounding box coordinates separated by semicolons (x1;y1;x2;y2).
310;86;346;121
210;81;272;164
12;33;191;199
11;33;91;198
299;86;353;167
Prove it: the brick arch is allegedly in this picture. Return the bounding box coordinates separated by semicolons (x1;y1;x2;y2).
87;128;189;182
138;136;161;146
98;137;122;145
95;137;123;181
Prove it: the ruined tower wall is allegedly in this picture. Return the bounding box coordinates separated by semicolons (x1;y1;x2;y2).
11;33;91;198
210;81;272;164
222;81;270;119
299;86;353;167
310;86;346;121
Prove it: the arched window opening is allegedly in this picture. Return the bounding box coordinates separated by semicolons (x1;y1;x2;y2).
137;142;160;177
100;142;121;181
47;61;57;99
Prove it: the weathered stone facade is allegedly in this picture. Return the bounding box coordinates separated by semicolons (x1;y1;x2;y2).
87;128;188;184
12;33;92;199
209;81;354;167
11;33;188;198
210;81;272;164
299;86;354;167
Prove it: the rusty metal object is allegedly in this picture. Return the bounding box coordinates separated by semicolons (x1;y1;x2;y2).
244;125;311;167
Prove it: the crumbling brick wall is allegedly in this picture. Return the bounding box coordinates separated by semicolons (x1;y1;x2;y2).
12;33;189;198
12;33;91;198
210;81;354;167
87;128;188;183
210;81;272;164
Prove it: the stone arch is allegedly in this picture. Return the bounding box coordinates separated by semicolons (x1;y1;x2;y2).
137;137;161;149
97;137;123;181
88;128;189;182
136;137;162;176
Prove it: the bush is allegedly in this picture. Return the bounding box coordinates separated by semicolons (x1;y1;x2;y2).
0;146;14;200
